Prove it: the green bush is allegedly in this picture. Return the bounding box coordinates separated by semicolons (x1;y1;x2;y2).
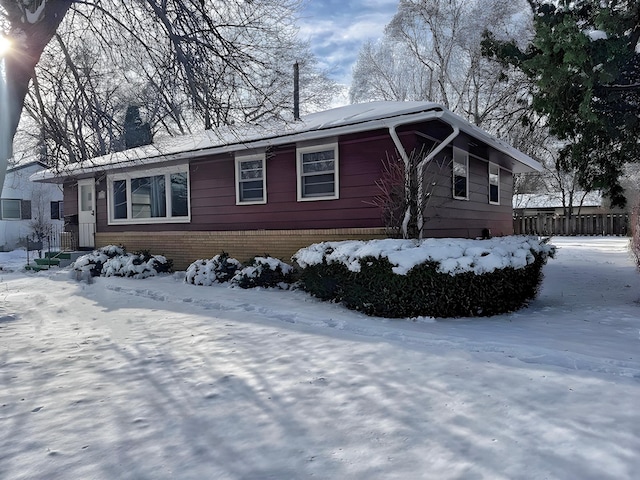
231;256;295;289
295;238;553;318
73;245;172;279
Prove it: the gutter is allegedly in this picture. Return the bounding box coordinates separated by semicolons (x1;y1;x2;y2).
388;116;459;239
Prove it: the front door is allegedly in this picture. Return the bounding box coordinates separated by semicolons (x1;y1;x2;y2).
77;179;96;248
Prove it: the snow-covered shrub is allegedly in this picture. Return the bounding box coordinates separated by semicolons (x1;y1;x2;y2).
72;246;172;279
293;236;555;318
72;245;125;277
102;251;172;279
231;256;295;289
185;252;242;285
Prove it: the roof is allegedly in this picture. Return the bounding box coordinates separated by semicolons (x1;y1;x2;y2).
7;159;49;173
31;101;542;183
513;191;604;209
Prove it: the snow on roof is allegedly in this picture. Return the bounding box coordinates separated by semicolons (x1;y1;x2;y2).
6;152;49;172
32;101;541;182
513;191;603;209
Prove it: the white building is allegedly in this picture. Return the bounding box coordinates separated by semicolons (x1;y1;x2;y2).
0;161;63;251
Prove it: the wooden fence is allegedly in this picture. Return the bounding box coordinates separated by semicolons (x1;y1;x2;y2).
514;213;629;236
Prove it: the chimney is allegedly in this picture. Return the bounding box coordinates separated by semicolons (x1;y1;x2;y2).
293;62;300;121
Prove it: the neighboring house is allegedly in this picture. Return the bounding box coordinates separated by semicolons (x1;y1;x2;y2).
32;101;542;269
513;191;611;215
1;160;64;251
513;191;628;235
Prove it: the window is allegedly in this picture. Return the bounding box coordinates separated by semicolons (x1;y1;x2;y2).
489;163;500;204
132;175;166;218
452;147;468;200
235;154;266;205
297;143;339;201
1;199;22;220
107;167;190;224
50;201;64;220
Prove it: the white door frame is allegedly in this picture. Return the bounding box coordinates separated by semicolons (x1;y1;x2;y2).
77;178;96;248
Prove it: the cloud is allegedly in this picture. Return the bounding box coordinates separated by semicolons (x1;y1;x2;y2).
298;1;398;86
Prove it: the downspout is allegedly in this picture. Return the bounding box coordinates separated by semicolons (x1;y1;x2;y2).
389;121;459;239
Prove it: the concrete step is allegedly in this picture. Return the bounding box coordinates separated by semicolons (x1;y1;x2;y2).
34;258;61;267
25;263;49;272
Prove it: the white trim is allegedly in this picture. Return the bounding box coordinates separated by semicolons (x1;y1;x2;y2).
452;147;469;200
107;165;191;225
235;153;267;205
296;142;339;202
489;162;500;205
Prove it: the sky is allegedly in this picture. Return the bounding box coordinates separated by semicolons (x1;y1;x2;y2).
1;237;639;478
298;0;399;88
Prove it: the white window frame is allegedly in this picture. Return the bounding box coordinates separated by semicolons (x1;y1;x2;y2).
296;143;339;201
1;199;22;220
452;147;469;200
488;163;500;205
107;165;191;225
235;153;267;205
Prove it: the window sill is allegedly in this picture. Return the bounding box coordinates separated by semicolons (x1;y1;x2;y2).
108;216;191;226
297;195;339;202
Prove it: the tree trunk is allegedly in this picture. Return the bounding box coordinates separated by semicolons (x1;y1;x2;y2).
0;0;72;193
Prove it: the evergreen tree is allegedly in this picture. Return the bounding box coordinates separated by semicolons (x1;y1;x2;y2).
483;0;640;206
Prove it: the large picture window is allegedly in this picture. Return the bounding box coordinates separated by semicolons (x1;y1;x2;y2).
452;147;468;200
108;167;190;224
489;163;500;204
297;143;339;201
235;154;266;205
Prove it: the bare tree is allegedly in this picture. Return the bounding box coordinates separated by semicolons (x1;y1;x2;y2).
1;0;73;190
367;144;453;239
1;0;337;187
350;0;533;136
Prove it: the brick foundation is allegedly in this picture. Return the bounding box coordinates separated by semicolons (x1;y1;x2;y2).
96;228;389;270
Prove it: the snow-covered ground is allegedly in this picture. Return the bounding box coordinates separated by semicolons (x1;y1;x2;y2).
0;236;639;479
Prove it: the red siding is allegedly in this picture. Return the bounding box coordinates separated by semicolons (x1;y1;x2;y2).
421;151;514;238
62;123;516;239
62;180;78;217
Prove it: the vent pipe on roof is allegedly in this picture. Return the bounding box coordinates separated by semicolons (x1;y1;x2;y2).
293;62;301;121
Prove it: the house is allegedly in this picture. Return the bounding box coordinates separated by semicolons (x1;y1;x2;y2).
32;101;542;269
513;191;628;236
1;160;64;251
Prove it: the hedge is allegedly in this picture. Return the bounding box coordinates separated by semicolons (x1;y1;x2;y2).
293;236;554;318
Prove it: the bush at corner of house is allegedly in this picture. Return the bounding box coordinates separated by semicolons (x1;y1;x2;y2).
294;236;554;318
296;260;351;301
231;255;296;289
185;252;242;286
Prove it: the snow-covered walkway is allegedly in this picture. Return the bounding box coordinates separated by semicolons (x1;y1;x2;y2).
1;236;639;479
